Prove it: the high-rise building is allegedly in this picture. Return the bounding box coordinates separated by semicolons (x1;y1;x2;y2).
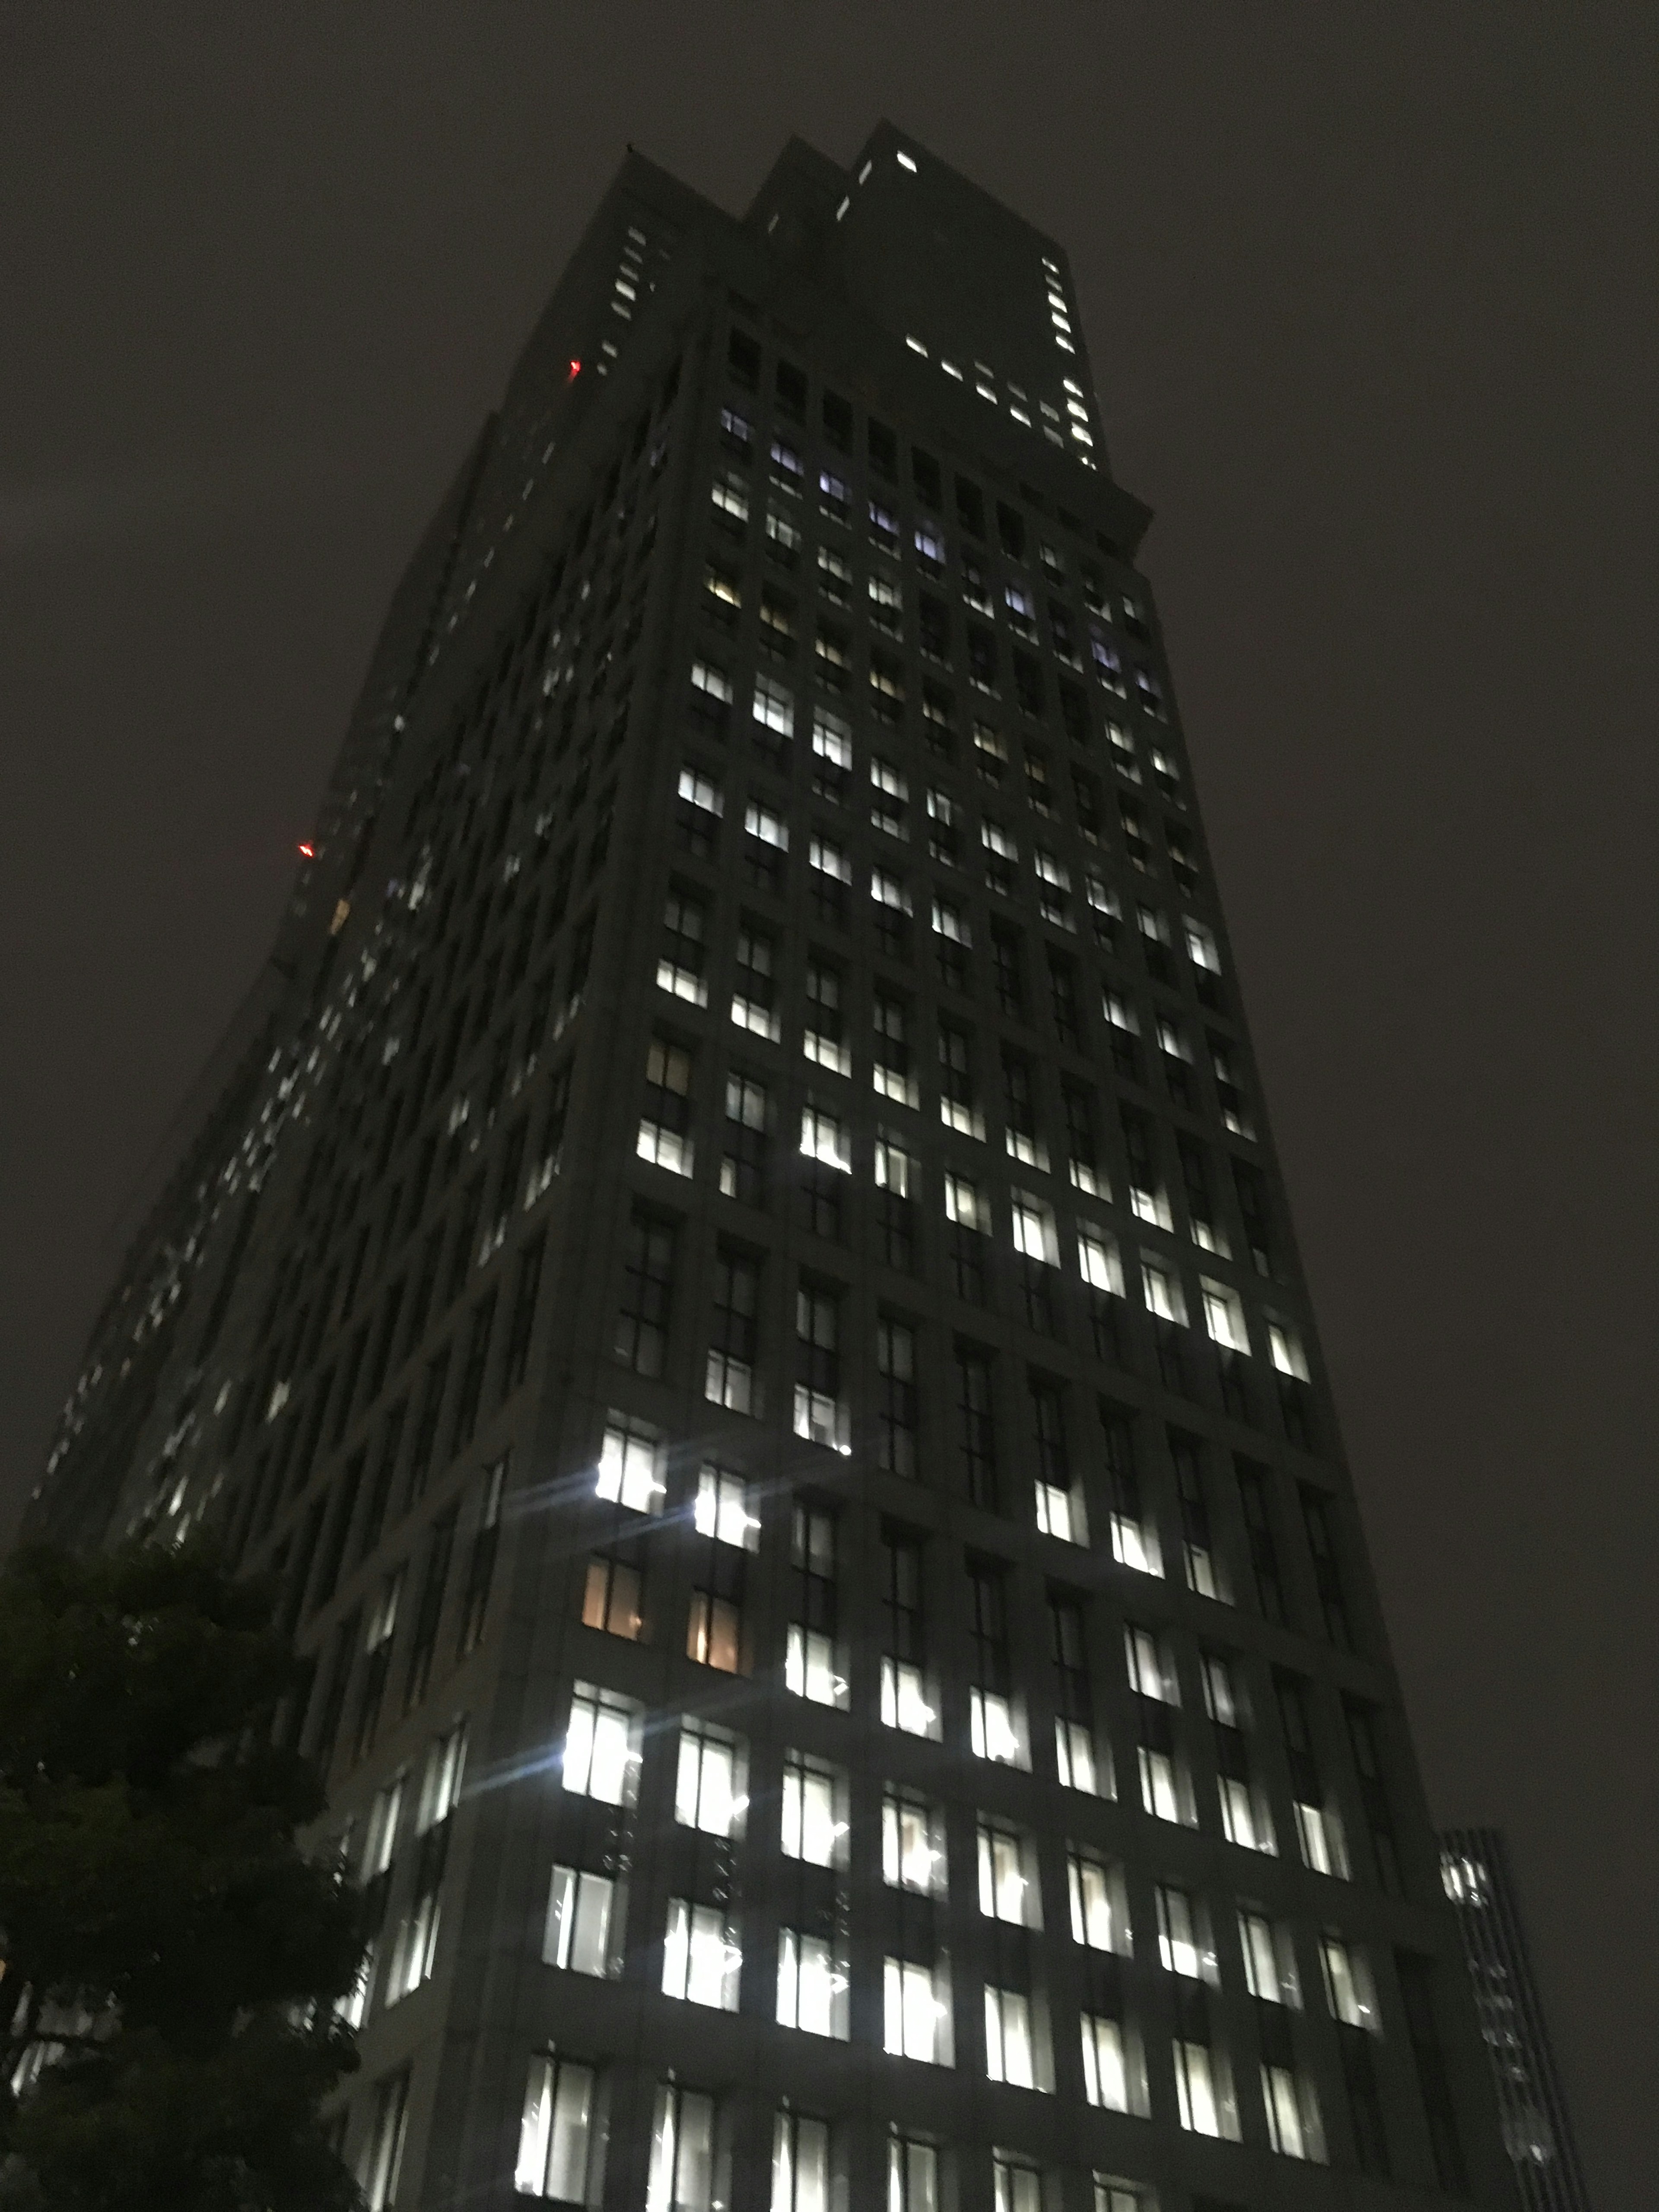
1440;1829;1592;2211
27;125;1517;2212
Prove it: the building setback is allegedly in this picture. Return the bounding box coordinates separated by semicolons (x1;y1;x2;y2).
1440;1830;1592;2212
28;124;1519;2212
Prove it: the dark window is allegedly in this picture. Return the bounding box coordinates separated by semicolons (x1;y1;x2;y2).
403;1506;458;1712
449;1288;497;1457
955;1346;998;1509
728;327;760;388
1395;1955;1469;2195
616;1211;674;1377
406;1346;451;1510
457;1455;508;1657
707;1248;761;1414
1301;1487;1354;1650
991;925;1025;1020
501;1231;546;1398
996;502;1026;561
822;390;853;450
868;417;898;479
911;446;941;506
775;357;807;417
955;475;985;538
877;1317;918;1476
1236;1459;1288;1624
720;1073;769;1205
310;1450;365;1616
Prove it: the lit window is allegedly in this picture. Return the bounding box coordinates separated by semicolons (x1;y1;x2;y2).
1294;1800;1349;1879
691;658;732;704
776;1929;848;2038
1185;916;1220;972
809;833;850;881
596;1414;664;1513
710;470;749;522
884;1785;946;1892
896;148;918;171
930;896;970;944
992;2150;1041;2212
648;2084;717;2212
1262;2065;1325;2161
871;866;912;913
662;1899;741;2010
745;801;789;849
1077;1224;1125;1294
1068;1847;1130;1953
887;2131;938;2212
677;766;724;815
944;1173;988;1231
1319;1935;1379;2030
1239;1910;1300;2006
799;1107;850;1171
1081;2014;1143;2113
581;1555;641;1639
1011;1192;1059;1266
1173;2039;1238;2139
543;1866;621;1977
969;1688;1025;1767
1155;1882;1216;1982
785;1623;845;1706
884;1957;953;2064
637;1039;693;1176
1140;1257;1186;1325
514;2053;596;2200
674;1718;746;1837
983;1986;1041;2088
563;1682;641;1806
694;1466;758;1548
1125;1624;1176;1703
1268;1320;1310;1380
977;1819;1038;1926
781;1748;845;1866
771;2110;830;2212
1201;1278;1249;1353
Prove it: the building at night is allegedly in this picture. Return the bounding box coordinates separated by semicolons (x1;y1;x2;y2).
28;125;1518;2212
1440;1829;1592;2211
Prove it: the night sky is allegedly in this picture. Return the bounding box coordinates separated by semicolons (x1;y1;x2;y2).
4;8;1652;2199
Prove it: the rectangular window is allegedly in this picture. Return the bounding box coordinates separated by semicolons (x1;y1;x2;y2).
657;890;708;1004
362;2067;412;2209
887;2132;939;2212
686;1588;742;1672
954;1344;998;1509
776;1929;849;2039
770;2110;831;2212
596;1412;664;1513
615;1212;674;1378
977;1818;1039;1927
581;1554;642;1640
649;2083;718;2212
705;1250;761;1414
514;2053;595;2202
1262;2064;1326;2162
674;1718;746;1837
694;1465;759;1549
983;1986;1042;2089
781;1748;845;1867
968;1564;1026;1767
563;1681;641;1806
793;1285;848;1452
884;1956;953;2065
638;1039;695;1175
883;1784;946;1893
992;2151;1040;2212
877;1317;918;1475
1100;1404;1161;1577
1155;1882;1217;1982
1031;1379;1086;1547
1169;1430;1223;1602
543;1865;622;1978
662;1899;740;2010
720;1073;768;1205
879;1529;937;1737
1068;1847;1130;1953
1081;2014;1146;2115
1173;2038;1239;2139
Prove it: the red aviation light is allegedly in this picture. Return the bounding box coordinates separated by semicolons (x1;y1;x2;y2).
298;842;315;858
568;358;581;379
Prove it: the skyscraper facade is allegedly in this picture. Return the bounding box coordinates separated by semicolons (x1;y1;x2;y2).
1440;1830;1592;2211
28;126;1516;2212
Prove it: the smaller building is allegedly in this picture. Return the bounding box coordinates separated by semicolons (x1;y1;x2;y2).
1439;1828;1592;2211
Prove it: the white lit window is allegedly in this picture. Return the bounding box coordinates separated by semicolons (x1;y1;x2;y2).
648;2084;716;2212
977;1820;1037;1926
694;1466;758;1549
1035;1475;1087;1548
1140;1256;1186;1324
1068;1849;1130;1953
1125;1624;1177;1703
638;1039;693;1176
1319;1936;1379;2030
1055;1716;1100;1794
981;818;1017;862
1101;988;1137;1035
691;658;732;704
1011;1192;1059;1266
563;1682;641;1806
1262;2066;1325;2161
596;1414;664;1513
810;834;850;880
930;897;970;945
711;471;749;523
776;1929;848;2038
969;1688;1026;1767
812;704;852;766
515;2053;596;2200
766;506;802;558
884;1957;953;2065
674;1719;746;1838
731;993;781;1042
1294;1800;1350;1879
543;1866;620;1977
1155;1883;1215;1982
745;801;789;850
944;1174;988;1230
785;1624;847;1707
771;2111;830;2212
1081;2014;1138;2113
1201;1279;1250;1354
799;1107;850;1171
1173;2040;1238;2139
874;1136;916;1192
992;2151;1041;2212
662;1899;741;2010
983;1986;1040;2088
871;866;912;913
896;148;918;171
677;766;724;816
880;1657;939;1738
884;1787;946;1892
1218;1777;1276;1856
752;674;795;737
781;1749;844;1867
1184;916;1220;972
1239;1910;1300;2007
869;570;904;616
1077;1224;1125;1295
1156;1018;1191;1064
1268;1320;1310;1380
887;2131;938;2212
1109;1509;1162;1579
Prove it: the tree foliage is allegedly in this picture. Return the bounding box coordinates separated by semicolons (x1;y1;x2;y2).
0;1541;365;2210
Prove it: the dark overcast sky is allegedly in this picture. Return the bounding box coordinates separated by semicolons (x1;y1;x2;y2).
3;5;1652;2198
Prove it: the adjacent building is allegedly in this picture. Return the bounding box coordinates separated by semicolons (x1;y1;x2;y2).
1440;1829;1592;2211
27;124;1518;2212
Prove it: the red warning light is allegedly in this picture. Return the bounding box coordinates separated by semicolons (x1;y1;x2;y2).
298;842;315;859
568;358;581;379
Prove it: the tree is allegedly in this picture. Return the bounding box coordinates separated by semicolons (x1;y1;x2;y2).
0;1540;365;2210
